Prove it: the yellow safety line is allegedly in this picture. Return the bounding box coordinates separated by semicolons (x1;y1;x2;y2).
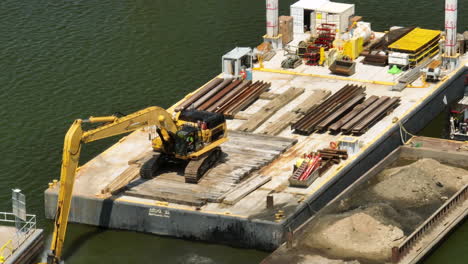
116;197;248;218
252;67;396;86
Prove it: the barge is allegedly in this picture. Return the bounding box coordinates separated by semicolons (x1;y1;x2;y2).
44;0;468;258
262;137;468;264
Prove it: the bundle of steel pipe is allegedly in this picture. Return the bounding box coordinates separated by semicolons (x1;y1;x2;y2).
214;81;271;118
350;97;400;134
292;84;366;134
328;96;379;132
339;96;400;134
175;77;270;118
175;78;224;112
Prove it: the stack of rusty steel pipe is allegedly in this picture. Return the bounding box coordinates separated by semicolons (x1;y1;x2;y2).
175;77;271;118
317;148;348;163
292;84;366;134
292;84;400;135
334;95;400;135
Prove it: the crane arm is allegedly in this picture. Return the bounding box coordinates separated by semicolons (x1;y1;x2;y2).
47;106;177;264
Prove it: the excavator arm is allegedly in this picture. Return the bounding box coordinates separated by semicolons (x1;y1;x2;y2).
46;106;177;264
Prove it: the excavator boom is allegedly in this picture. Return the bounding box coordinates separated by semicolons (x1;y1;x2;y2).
47;106;177;264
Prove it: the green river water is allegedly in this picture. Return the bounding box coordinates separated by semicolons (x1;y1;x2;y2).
0;0;466;263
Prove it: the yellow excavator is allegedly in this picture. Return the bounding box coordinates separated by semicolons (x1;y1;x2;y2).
45;106;227;264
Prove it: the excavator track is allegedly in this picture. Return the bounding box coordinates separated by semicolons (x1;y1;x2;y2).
140;153;162;179
184;147;222;184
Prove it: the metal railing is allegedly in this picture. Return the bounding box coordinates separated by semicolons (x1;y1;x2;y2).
391;184;468;263
0;212;36;263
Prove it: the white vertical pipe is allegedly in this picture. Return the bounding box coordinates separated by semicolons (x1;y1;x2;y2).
266;0;278;37
445;0;457;56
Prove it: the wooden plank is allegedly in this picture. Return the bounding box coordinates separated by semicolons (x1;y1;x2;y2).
292;90;331;115
222;174;271;205
237;87;304;132
260;112;302;136
259;92;279;100
233;111;251;120
260;90;330;135
100;165;140;195
228;130;297;145
99;151;154;196
121;131;296;206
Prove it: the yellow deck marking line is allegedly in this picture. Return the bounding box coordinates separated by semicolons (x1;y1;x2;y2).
253;67;396;86
116;197;248;218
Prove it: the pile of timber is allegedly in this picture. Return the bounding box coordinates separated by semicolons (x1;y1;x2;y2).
237;87;304;132
175;78;271;118
292;85;366;134
331;96;400;134
260;89;331;135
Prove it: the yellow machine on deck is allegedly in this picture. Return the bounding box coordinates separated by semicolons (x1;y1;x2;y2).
44;106;227;264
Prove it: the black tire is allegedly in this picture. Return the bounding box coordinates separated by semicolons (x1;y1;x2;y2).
140;154;161;179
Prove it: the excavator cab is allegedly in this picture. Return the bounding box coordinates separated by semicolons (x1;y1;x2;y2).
174;125;201;156
141;109;227;183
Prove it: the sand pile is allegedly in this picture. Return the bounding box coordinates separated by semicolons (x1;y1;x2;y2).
372;159;468;207
306;212;405;263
